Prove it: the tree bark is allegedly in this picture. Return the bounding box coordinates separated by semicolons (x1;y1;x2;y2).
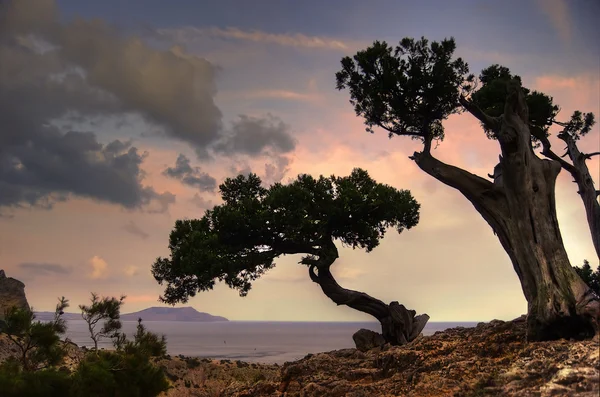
308;239;429;346
412;81;599;341
538;131;600;260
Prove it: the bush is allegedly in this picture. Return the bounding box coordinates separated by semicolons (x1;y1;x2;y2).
70;319;169;397
70;349;169;397
0;360;72;397
0;294;170;397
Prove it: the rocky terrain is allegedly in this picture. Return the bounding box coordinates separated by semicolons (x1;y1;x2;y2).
154;316;599;397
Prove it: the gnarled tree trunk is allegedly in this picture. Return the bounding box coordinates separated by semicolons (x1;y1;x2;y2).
412;81;599;341
538;130;600;260
308;239;429;346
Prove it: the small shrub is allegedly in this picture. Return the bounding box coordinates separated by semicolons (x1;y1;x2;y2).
0;360;72;397
70;349;169;397
185;357;201;369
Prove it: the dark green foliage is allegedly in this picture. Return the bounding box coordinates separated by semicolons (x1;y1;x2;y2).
79;293;125;351
558;111;596;139
2;297;69;371
70;319;169;397
470;65;554;140
574;260;600;296
185;357;201;369
116;318;168;358
153;168;420;303
469;64;595;143
335;37;595;149
0;360;72;397
70;350;169;397
0;295;170;397
335;37;473;142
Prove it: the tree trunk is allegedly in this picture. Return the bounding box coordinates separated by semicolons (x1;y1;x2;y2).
412;81;599;341
308;239;429;346
537;125;600;260
556;132;600;260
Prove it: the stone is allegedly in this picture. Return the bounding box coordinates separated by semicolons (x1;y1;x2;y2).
0;270;30;321
352;328;386;352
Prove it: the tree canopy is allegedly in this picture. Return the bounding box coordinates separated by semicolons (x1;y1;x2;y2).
152;168;420;303
336;37;473;146
336;37;595;146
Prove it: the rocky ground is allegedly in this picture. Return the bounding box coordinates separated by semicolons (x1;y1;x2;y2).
153;316;600;396
1;316;598;396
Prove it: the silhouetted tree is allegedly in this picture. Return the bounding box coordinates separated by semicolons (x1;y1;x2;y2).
153;168;427;345
336;37;599;340
79;293;125;352
574;260;600;296
1;297;69;371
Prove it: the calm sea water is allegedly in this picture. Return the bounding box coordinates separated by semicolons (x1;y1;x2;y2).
63;320;476;364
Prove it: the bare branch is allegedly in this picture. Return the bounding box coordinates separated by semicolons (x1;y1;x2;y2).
533;126;578;175
308;265;319;283
459;96;501;132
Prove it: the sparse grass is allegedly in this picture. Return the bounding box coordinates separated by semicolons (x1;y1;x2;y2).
157;355;279;396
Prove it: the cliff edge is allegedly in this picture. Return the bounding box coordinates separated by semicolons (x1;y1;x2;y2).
0;269;29;322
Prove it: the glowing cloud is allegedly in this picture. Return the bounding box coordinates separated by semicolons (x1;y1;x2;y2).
89;255;109;279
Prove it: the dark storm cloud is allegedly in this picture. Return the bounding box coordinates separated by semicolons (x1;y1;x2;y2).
19;262;72;275
0;0;297;210
163;154;217;192
213;115;297;156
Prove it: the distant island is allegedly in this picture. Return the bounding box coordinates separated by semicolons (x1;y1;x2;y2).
35;306;228;322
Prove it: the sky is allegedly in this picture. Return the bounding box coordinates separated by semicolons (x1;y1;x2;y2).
0;0;598;322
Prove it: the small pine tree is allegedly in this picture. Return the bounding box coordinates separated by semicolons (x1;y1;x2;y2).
1;297;69;371
574;260;600;296
71;318;169;397
79;293;125;352
119;318;167;357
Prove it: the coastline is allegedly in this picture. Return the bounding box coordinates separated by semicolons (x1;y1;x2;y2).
4;316;597;396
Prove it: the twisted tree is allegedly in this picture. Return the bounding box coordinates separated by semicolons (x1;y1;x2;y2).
336;37;599;340
469;65;599;260
152;168;427;345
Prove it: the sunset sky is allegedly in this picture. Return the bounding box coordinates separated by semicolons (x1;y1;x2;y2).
1;0;598;322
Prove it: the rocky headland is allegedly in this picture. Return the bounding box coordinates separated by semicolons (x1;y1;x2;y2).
0;269;29;324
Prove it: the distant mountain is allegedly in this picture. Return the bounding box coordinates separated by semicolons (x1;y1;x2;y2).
120;307;228;322
34;307;228;322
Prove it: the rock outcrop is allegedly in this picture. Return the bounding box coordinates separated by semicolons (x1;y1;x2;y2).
0;270;29;321
353;328;386;352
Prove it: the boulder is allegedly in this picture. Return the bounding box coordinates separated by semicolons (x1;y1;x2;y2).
352;328;386;352
0;269;30;321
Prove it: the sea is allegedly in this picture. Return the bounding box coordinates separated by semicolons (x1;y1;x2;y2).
63;320;477;364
